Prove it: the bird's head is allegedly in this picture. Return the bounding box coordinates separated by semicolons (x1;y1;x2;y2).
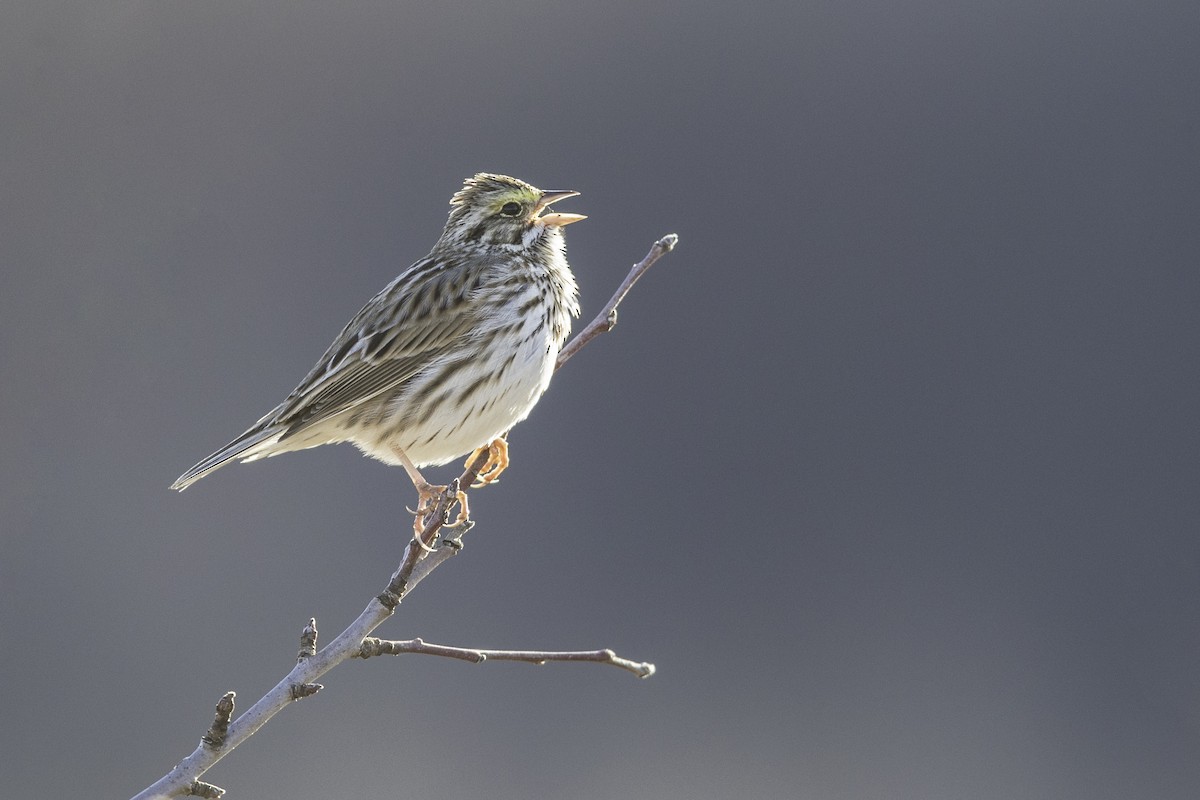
439;173;586;249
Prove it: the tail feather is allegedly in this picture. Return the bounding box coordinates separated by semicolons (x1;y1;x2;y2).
170;424;285;491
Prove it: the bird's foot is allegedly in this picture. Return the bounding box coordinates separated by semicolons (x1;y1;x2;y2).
409;481;469;552
469;438;510;488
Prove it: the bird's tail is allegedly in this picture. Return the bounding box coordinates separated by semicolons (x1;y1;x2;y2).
170;423;285;491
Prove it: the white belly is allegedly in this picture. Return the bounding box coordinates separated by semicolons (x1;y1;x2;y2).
352;312;558;468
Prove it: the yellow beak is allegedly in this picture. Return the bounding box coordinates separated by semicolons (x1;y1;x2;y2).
534;190;586;227
538;212;587;227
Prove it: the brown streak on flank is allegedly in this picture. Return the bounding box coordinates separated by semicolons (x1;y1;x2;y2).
418;424;445;448
517;292;544;317
458;371;495;407
409;357;473;413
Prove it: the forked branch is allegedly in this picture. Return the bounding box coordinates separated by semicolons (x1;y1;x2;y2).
132;235;677;800
556;233;678;370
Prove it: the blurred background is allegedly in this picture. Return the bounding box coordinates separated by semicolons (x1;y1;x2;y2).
3;1;1199;798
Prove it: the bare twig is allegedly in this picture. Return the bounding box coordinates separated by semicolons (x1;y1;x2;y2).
556;233;678;370
133;236;675;799
132;454;486;800
359;637;656;679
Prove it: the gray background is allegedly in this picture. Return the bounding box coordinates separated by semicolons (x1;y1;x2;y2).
3;2;1199;798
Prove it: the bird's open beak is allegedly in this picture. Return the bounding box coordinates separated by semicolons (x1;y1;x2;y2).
534;190;587;227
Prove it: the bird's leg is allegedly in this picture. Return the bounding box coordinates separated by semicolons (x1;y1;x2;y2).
390;445;467;548
468;437;510;488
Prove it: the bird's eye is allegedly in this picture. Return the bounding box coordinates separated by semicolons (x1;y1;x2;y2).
499;201;523;217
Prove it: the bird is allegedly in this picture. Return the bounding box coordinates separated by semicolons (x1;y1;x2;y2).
171;173;585;525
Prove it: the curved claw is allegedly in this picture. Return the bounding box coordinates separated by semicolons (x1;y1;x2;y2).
468;438;510;488
452;489;470;526
410;483;471;552
410;482;448;552
412;529;438;553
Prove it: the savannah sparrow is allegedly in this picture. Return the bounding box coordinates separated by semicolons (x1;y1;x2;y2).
171;173;584;514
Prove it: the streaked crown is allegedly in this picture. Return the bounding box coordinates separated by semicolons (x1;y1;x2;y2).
450;173;541;211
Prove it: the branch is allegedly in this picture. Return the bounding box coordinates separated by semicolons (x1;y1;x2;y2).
131;452;487;800
555;233;678;370
132;236;675;800
358;637;656;679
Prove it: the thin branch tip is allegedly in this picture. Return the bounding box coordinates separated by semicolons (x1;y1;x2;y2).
555;234;680;370
360;638;652;677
